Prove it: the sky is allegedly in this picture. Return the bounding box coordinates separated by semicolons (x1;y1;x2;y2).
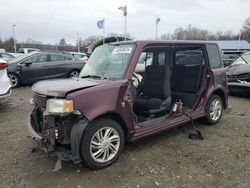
0;0;250;45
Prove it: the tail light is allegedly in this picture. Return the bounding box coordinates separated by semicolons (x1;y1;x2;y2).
0;63;8;70
83;57;88;64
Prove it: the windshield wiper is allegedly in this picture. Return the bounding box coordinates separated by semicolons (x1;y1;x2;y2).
81;75;103;79
240;56;248;64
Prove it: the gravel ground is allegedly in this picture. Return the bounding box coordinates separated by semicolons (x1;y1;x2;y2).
0;87;250;188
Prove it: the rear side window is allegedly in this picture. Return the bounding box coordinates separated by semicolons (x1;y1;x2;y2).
73;54;83;60
175;48;204;65
65;56;73;60
51;55;65;61
206;44;221;69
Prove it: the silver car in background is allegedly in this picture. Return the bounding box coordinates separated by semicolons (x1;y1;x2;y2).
0;60;11;99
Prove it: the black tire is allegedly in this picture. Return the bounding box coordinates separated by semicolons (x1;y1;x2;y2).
8;73;20;88
68;70;80;78
205;95;223;125
80;118;125;169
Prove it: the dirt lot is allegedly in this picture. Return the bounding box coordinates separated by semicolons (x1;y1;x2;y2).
0;87;250;188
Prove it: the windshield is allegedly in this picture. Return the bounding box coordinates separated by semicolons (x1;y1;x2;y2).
8;54;30;64
80;43;135;80
231;53;250;66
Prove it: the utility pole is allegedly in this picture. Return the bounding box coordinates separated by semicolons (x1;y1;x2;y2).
125;9;127;41
77;33;80;52
155;15;160;40
103;17;105;44
13;24;17;53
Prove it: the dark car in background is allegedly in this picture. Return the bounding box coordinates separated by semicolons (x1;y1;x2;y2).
227;52;250;94
227;52;250;82
7;51;84;87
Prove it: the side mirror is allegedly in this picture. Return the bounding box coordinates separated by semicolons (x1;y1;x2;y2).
24;62;32;66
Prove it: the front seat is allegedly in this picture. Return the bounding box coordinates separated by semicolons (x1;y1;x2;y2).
133;65;171;116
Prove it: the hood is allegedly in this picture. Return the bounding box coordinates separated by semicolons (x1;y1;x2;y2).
32;78;111;97
227;64;250;76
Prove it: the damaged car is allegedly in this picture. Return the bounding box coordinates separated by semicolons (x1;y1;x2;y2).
226;52;250;94
27;41;228;169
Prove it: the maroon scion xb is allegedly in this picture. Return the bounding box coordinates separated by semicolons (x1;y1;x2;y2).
28;41;228;169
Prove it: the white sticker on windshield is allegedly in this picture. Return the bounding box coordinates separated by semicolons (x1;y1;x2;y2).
112;46;133;54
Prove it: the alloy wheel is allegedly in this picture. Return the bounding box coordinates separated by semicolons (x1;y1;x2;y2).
69;71;79;78
209;99;222;121
90;127;120;163
8;74;18;87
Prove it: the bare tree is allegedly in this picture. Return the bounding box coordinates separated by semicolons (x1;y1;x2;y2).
2;38;15;52
241;16;250;42
161;25;240;41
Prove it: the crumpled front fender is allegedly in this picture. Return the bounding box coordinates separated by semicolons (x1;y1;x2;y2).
70;118;89;164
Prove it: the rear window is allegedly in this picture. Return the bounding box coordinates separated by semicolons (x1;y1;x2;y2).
206;44;221;69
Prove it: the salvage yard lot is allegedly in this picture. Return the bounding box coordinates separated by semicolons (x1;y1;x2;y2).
0;88;250;188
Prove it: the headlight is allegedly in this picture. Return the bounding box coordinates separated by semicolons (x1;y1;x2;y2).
46;99;74;114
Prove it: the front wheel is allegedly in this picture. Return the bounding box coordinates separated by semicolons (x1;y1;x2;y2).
8;73;20;88
80;119;125;169
69;70;80;78
205;95;223;125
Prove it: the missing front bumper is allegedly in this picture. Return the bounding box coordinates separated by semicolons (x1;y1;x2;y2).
27;112;89;164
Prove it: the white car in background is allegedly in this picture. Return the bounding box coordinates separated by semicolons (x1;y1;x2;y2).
0;60;11;99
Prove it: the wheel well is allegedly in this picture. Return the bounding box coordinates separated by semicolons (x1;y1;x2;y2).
212;89;226;108
70;69;80;73
94;113;129;142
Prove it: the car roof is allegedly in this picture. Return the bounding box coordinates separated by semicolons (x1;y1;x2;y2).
112;40;218;46
69;52;86;55
29;51;73;58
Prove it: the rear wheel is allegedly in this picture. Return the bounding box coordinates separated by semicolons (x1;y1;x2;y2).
80;119;125;169
69;70;80;78
205;95;223;125
8;73;20;88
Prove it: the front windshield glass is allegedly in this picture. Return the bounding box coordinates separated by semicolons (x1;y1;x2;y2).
80;43;135;80
231;53;250;66
8;54;30;64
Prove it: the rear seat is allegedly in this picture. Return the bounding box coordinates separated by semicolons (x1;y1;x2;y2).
171;64;203;108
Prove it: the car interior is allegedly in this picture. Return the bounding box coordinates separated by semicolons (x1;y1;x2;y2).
132;46;206;123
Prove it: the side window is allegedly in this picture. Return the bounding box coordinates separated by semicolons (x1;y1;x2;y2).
24;55;48;63
206;44;221;69
51;55;65;61
158;52;166;65
135;52;153;72
175;49;204;66
65;56;73;60
73;54;83;60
